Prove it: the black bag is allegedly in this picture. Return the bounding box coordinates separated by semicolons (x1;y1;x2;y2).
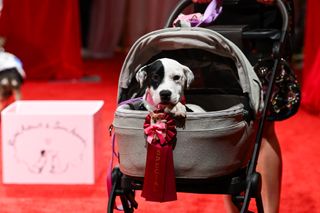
254;58;301;121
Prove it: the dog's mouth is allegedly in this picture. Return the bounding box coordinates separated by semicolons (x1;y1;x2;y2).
158;101;175;110
160;97;171;104
160;97;177;105
160;101;174;107
159;99;178;108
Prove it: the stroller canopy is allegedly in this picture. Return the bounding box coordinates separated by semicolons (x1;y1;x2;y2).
118;27;263;115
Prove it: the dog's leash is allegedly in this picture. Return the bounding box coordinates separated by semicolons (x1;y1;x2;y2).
117;97;144;107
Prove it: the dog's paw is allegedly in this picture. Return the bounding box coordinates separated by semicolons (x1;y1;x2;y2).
169;102;186;118
168;102;186;128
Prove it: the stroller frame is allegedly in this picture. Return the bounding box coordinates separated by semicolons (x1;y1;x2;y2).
107;0;290;212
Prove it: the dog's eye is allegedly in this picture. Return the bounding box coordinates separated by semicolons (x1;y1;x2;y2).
173;75;180;81
152;74;160;81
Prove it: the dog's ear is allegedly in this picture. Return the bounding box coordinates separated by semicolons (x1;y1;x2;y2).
135;65;148;88
182;65;194;88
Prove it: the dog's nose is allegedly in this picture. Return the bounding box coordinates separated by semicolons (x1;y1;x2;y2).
159;90;172;102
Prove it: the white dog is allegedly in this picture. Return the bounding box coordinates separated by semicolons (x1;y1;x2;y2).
135;58;195;117
0;49;25;110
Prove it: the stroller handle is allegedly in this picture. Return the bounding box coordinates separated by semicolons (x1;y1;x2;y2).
165;0;288;43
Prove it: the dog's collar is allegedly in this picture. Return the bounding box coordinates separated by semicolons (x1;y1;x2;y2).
180;96;186;105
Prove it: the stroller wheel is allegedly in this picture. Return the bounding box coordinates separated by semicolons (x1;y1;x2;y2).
107;167;138;213
240;172;264;213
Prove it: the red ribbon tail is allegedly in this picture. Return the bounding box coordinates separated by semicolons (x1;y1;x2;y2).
163;145;177;201
141;144;177;202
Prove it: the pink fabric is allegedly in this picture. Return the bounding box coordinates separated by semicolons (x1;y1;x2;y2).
173;0;222;27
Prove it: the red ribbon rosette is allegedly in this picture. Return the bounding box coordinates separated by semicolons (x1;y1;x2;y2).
141;110;177;202
143;110;177;146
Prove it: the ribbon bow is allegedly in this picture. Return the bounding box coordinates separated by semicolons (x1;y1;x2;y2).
144;121;167;145
144;111;177;146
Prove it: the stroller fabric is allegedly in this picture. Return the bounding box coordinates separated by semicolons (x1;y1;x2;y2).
113;27;263;179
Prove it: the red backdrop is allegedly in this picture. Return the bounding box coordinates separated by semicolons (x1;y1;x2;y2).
302;0;320;113
0;0;83;80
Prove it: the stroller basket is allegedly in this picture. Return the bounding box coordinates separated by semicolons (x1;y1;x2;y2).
113;27;263;179
115;103;254;179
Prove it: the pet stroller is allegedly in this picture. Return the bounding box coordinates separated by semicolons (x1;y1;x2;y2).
107;0;297;212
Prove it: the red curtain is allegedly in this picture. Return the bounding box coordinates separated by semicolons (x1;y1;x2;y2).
0;0;83;80
302;0;320;113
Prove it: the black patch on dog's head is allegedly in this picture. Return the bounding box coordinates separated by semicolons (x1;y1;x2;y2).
0;68;24;85
144;60;164;90
0;68;24;99
123;60;165;103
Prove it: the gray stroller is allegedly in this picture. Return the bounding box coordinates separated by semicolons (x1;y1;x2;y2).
108;0;295;212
